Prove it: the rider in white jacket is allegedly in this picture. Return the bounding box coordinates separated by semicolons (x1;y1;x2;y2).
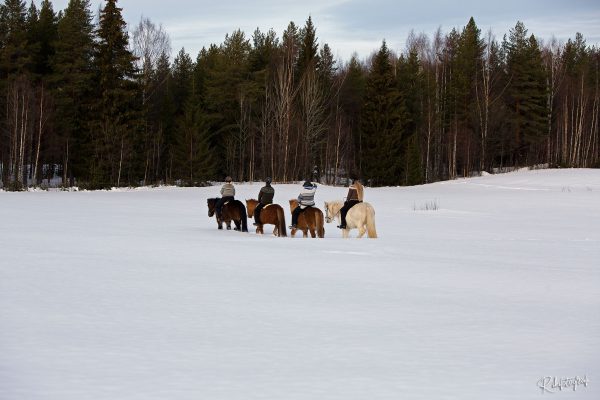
290;181;317;228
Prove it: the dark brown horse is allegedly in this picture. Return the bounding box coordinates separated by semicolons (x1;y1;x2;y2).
207;198;248;232
288;199;325;238
245;199;287;237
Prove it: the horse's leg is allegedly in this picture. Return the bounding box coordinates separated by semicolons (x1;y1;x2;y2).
308;228;314;238
217;217;223;230
234;219;241;231
342;228;350;238
290;227;297;238
357;225;367;238
273;225;278;237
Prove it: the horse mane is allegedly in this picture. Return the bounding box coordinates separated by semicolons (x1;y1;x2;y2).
355;182;364;202
326;200;344;213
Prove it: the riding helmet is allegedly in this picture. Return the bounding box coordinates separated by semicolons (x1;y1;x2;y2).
303;180;313;187
265;177;272;184
225;176;232;183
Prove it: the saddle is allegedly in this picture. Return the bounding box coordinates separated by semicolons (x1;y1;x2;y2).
253;203;272;226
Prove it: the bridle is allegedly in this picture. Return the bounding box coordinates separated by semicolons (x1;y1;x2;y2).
325;203;339;223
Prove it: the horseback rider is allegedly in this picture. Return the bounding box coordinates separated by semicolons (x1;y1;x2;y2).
254;177;274;226
290;180;317;229
215;176;235;219
338;176;364;229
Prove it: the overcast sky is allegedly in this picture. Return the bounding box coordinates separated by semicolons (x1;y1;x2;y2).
50;0;600;62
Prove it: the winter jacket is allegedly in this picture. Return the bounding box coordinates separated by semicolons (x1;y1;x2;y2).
346;181;364;202
298;183;317;208
220;182;235;197
258;184;274;204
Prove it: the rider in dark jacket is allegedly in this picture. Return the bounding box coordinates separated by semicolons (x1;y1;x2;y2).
338;177;363;229
254;177;274;225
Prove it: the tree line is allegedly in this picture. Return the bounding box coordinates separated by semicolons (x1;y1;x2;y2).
1;0;599;190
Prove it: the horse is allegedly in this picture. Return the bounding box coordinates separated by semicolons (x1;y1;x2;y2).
207;198;248;232
288;199;325;238
324;200;377;238
245;199;287;237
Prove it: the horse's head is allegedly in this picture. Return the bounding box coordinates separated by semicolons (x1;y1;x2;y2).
245;199;257;215
324;201;341;223
289;199;298;212
207;198;216;217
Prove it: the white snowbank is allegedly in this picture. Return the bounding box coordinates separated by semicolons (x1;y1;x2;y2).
1;169;599;400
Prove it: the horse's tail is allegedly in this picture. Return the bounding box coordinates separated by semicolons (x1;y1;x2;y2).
238;201;248;232
365;203;378;238
316;209;325;238
276;206;287;237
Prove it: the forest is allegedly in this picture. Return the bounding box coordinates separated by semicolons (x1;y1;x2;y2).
1;0;599;189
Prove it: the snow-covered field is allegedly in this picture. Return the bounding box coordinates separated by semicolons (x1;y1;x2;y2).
1;169;599;400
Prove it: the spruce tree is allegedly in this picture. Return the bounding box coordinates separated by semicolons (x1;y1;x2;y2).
0;0;28;76
505;22;547;164
397;50;423;184
92;0;139;187
172;48;194;115
33;0;57;77
152;51;176;183
172;104;216;184
51;0;95;185
339;55;366;172
297;16;318;79
361;41;409;186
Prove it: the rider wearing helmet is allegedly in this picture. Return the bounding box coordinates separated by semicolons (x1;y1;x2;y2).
290;180;317;229
254;177;275;225
216;176;235;219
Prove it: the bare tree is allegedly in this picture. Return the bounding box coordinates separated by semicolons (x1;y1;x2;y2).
298;68;328;177
273;27;298;182
132;17;171;103
132;17;171;184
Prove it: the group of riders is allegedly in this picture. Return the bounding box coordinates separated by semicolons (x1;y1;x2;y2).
214;176;365;230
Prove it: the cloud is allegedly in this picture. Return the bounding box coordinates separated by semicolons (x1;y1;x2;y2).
47;0;600;61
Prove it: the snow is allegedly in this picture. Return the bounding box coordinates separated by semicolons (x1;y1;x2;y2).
1;168;599;400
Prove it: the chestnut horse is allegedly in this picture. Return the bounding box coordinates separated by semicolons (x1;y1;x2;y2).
288;199;325;238
324;200;377;238
245;199;287;237
207;198;248;232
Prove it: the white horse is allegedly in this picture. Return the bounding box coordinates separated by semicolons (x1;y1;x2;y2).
324;200;378;238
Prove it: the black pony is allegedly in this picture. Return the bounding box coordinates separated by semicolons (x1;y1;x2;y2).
207;198;248;232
